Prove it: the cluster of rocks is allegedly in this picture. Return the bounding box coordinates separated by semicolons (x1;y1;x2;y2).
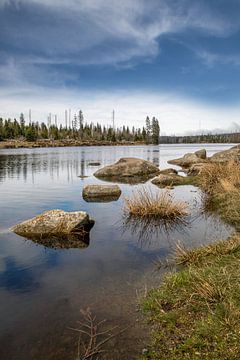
151;145;240;188
11;157;160;245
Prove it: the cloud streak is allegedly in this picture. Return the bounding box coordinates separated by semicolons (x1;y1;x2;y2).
0;0;238;73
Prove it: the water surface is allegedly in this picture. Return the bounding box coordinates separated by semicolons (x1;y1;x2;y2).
0;144;234;359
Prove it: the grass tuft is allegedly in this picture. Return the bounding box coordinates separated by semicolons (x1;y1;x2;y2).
124;188;188;221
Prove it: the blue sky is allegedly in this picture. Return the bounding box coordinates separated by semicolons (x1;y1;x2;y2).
0;0;240;134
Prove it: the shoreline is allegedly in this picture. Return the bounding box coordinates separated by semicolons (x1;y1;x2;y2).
0;139;144;149
0;139;237;150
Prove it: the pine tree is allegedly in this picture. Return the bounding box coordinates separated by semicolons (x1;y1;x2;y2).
152;117;160;145
145;116;152;144
0;118;3;141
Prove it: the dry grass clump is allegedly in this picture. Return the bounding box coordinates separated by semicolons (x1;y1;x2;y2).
199;161;240;226
124;188;188;221
200;160;240;195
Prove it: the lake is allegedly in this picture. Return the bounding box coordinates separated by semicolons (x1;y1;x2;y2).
0;144;234;360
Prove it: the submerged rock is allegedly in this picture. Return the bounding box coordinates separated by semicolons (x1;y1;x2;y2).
210;145;240;163
94;157;160;183
11;209;94;238
82;184;121;202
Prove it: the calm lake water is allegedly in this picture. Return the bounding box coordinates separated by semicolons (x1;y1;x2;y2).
0;144;234;360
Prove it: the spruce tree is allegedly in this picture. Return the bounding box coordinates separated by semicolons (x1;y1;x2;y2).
152;117;160;145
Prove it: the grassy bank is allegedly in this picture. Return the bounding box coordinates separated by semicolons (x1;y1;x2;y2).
141;161;240;360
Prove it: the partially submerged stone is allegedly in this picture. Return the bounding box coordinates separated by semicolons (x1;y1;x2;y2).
94;157;160;183
82;184;121;202
11;209;94;238
152;173;197;188
152;174;187;187
168;150;208;168
160;168;178;175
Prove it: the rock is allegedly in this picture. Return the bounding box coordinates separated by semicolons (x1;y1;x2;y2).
82;185;121;202
94;157;160;183
152;173;189;187
195;149;207;160
168;153;207;168
11;209;94;238
88;162;101;166
160;168;178;175
210;145;240;163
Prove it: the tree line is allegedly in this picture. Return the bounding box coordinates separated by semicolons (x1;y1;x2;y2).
0;113;161;144
160;133;240;144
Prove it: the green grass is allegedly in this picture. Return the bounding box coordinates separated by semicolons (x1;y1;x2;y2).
141;235;240;360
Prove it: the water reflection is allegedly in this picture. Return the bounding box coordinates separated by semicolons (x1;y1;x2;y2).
93;174;155;184
83;195;121;203
122;216;189;247
15;233;90;250
0;257;39;293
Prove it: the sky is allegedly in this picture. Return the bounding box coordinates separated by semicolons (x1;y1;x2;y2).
0;0;240;134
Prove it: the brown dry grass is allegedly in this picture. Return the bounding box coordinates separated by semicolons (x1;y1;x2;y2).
200;160;240;195
199;161;240;226
124;187;188;221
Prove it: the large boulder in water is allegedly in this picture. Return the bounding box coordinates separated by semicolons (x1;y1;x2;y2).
210;145;240;163
83;184;121;202
94;157;160;183
11;209;94;238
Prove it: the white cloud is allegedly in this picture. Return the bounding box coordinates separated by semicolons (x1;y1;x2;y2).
0;86;239;135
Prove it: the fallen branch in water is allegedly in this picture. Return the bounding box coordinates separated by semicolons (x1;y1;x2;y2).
69;308;128;360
